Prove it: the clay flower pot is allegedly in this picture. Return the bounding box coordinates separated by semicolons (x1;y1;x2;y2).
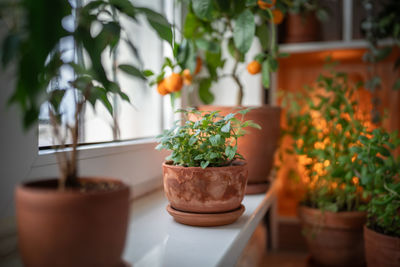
364;225;400;266
16;177;130;267
163;161;248;226
298;206;366;267
198;105;281;194
285;12;320;43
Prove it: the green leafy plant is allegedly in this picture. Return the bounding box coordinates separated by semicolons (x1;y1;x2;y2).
156;108;261;168
351;128;400;237
287;0;329;21
282;68;368;212
0;0;172;188
148;0;290;106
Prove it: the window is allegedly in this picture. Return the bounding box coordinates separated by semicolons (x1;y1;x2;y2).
38;0;176;148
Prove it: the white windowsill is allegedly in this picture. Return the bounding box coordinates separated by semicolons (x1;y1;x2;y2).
0;181;277;266
123;181;278;267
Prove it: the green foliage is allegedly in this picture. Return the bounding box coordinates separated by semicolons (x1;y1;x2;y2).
0;0;172;130
0;0;172;186
283;69;368;212
351;128;400;237
288;0;329;22
150;0;290;106
156;108;260;168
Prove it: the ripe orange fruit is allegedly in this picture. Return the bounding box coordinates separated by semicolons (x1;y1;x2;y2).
247;61;261;75
272;9;284;24
164;73;183;93
182;69;192;85
157;80;169;95
195;57;202;74
258;0;276;10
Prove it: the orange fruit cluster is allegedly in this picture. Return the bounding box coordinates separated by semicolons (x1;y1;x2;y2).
156;57;202;96
257;0;284;25
247;60;261;75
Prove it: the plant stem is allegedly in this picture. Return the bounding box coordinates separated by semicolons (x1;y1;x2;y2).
226;17;244;106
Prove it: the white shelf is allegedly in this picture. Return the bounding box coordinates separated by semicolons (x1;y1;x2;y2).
279;39;394;54
123;181;278;267
279;40;370;54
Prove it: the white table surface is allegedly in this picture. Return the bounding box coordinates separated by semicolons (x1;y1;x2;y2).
123;181;277;267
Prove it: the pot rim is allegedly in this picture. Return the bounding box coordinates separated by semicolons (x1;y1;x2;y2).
298;204;367;216
196;104;281;111
364;224;400;241
163;160;247;170
16;177;129;196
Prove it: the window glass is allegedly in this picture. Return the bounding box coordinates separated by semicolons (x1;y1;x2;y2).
39;0;168;147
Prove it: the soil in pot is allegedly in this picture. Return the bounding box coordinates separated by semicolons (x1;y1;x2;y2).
162;160;248;226
364;226;400;267
198;105;281;194
16;177;130;267
298;206;366;267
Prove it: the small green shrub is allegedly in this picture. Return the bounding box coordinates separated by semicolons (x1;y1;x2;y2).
156;108;260;168
283;69;368;212
351;128;400;237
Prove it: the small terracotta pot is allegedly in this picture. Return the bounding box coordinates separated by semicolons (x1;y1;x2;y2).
364;225;400;267
162;161;248;213
298;206;366;267
16;177;130;267
198;105;281;189
285;12;320;43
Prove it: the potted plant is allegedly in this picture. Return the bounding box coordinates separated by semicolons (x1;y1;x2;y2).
284;0;328;43
148;0;290;194
351;128;400;266
283;69;369;266
0;0;172;265
156;108;260;226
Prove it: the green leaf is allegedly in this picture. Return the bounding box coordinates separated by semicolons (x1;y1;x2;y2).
118;64;145;79
195;39;220;53
136;7;173;46
225;145;237;160
247;121;262;130
359;135;369;145
189;135;197;145
201;160;210;169
255;24;269;51
261;60;270;88
227;38;245;62
119;91;130;102
143;70;154;77
268;57;279;72
210;134;221;146
233;9;255;54
192;0;213;21
199;78;214;104
183;11;200;38
221;121;231;133
393;78;400;90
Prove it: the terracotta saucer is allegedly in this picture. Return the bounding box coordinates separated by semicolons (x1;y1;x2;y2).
166;204;245;227
245;182;270;194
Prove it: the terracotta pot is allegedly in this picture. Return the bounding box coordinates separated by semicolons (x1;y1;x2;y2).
162;161;248;213
285;12;320;43
16;177;130;267
298;206;366;267
364;225;400;267
198;105;281;187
